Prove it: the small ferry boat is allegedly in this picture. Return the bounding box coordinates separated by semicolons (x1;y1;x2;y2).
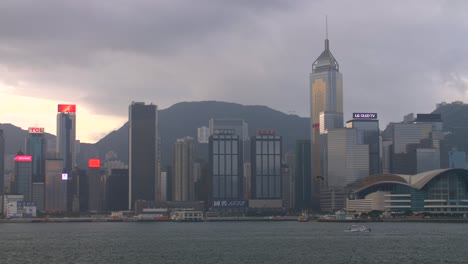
345;224;371;232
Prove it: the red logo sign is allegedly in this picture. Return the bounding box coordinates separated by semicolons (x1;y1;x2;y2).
28;127;45;133
14;155;32;162
58;104;76;113
88;159;101;168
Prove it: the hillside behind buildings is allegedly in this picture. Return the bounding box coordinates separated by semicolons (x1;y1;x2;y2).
2;101;468;170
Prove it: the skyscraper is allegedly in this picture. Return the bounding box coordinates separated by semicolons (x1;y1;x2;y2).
310;26;343;208
346;115;381;175
295;140;312;210
128;102;158;209
13;153;33;201
251;130;282;199
0;129;4;194
172;137;195;201
56;104;76;171
26;127;47;182
45;159;67;213
210;129;243;201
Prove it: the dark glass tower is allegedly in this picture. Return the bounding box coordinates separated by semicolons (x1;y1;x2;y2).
106;169;129;211
295;140;312;210
56;104;76;171
14;152;33;201
26;128;47;182
209;129;243;200
129;102;158;209
251;131;282;199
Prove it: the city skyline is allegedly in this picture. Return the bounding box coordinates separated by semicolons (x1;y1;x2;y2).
1;1;468;143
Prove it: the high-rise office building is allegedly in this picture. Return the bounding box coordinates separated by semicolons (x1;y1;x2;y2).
173;137;195;201
346;114;380;175
45;159;67;212
56;104;76;171
251;130;282;199
284;151;296;209
0;129;4;194
327;128;369;188
13;153;33;201
209;118;249;161
210;129;243;200
26;127;47;182
243;162;252;200
390;114;443;174
32;182;45;212
295;140;312;210
106;168;129;211
128;102;158;209
88;159;105;212
310;29;343;207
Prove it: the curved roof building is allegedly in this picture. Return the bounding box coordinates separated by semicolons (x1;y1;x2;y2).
347;168;468;214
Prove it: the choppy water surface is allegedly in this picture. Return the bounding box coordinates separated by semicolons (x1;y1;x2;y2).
1;221;467;264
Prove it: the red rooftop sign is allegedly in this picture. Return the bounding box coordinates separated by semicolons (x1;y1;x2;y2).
28;127;45;134
88;159;101;168
58;104;76;113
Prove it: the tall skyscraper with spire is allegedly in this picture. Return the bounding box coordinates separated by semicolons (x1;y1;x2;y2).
310;20;343;209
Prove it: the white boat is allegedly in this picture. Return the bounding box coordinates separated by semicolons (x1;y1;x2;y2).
345;224;371;232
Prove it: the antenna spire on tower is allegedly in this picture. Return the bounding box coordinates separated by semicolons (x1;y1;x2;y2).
326;15;328;40
325;15;329;50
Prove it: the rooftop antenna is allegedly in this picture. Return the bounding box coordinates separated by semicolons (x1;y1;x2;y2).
325;15;329;50
326;15;328;40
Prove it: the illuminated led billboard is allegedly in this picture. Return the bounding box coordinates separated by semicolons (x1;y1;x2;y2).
353;113;378;119
58;104;76;113
14;155;32;162
28;127;45;133
88;159;101;168
62;173;68;180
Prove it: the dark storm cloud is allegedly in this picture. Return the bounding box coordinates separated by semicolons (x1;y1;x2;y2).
0;0;468;127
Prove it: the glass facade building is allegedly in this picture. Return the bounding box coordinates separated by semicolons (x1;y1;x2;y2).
351;169;468;214
346;119;381;175
128;102;158;209
295;140;312;210
327;128;369;188
56;105;76;171
209;130;243;200
45;159;67;212
106;169;129;211
173;137;195;201
14;155;33;201
26;130;47;182
251;132;282;199
310;36;343;208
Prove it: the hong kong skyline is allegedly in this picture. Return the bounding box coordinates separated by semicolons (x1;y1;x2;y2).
1;0;467;143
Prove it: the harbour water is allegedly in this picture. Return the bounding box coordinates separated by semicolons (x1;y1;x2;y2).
1;221;467;263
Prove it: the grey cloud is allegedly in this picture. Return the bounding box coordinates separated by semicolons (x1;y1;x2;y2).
0;0;468;129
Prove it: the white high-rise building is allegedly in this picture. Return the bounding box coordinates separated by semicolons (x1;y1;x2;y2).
197;126;210;144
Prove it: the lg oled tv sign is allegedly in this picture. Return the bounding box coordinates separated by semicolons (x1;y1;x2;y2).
58;104;76;113
28;127;45;134
353;113;378;119
14;155;32;162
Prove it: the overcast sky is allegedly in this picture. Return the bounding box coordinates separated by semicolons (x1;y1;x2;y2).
1;0;467;143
